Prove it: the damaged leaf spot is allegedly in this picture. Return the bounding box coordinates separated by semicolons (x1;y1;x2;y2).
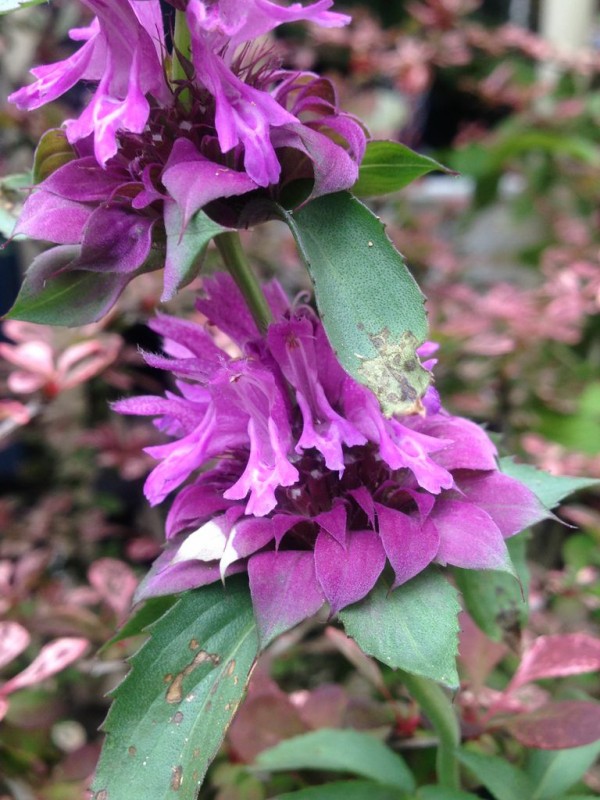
165;650;220;704
170;711;184;725
95;791;108;800
225;660;236;677
128;746;137;757
171;765;183;791
189;638;200;651
357;329;430;417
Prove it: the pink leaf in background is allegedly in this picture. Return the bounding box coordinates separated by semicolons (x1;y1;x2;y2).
57;336;121;391
508;633;600;692
325;626;387;694
1;637;89;696
458;613;508;693
227;675;308;762
88;558;138;622
502;701;600;749
291;684;348;730
0;696;9;722
0;622;30;671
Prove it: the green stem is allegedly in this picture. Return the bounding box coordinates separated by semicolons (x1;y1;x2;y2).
171;10;192;107
398;670;461;790
215;232;272;334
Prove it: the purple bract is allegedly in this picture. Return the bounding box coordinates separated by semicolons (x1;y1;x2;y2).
11;1;366;304
115;274;549;643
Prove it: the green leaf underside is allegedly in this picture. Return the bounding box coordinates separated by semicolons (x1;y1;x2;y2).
99;596;178;653
339;570;460;688
0;0;47;12
284;191;430;416
499;457;599;509
454;535;528;643
458;749;535;800
526;741;600;800
91;578;259;800
164;206;228;298
6;267;131;327
33;129;76;184
353;140;451;197
275;779;408;799
255;729;415;793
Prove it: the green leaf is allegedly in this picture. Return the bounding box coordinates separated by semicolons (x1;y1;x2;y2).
353;140;451;197
0;172;30;238
0;0;48;13
526;741;600;800
91;577;259;800
418;787;481;800
163;203;228;301
339;570;460;688
275;780;408;800
5;246;134;327
255;729;415;793
499;458;599;509
32;129;76;184
99;596;179;653
283;192;430;416
454;534;528;642
457;749;535;800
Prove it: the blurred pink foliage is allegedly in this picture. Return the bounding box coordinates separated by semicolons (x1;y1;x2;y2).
459;614;600;748
0;320;121;400
0;621;88;722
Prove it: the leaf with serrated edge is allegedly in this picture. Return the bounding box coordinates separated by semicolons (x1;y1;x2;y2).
91;578;259;800
499;458;599;509
454;535;528;643
458;748;535;800
255;729;415;793
282;191;429;416
353;140;451;197
99;596;178;653
339;570;460;688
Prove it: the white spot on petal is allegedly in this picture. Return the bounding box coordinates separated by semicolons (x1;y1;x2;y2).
172;519;228;564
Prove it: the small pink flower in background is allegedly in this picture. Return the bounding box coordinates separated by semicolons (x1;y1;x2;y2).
0;621;88;722
0;320;121;400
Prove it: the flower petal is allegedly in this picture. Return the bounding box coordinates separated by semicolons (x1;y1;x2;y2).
376;504;439;587
248;550;325;645
431;498;513;572
314;529;386;615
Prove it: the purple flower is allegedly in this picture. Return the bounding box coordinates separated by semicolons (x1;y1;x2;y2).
9;1;169;166
12;1;366;306
115;274;549;643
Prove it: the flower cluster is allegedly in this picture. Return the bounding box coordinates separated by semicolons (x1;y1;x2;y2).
116;274;548;642
11;0;366;305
